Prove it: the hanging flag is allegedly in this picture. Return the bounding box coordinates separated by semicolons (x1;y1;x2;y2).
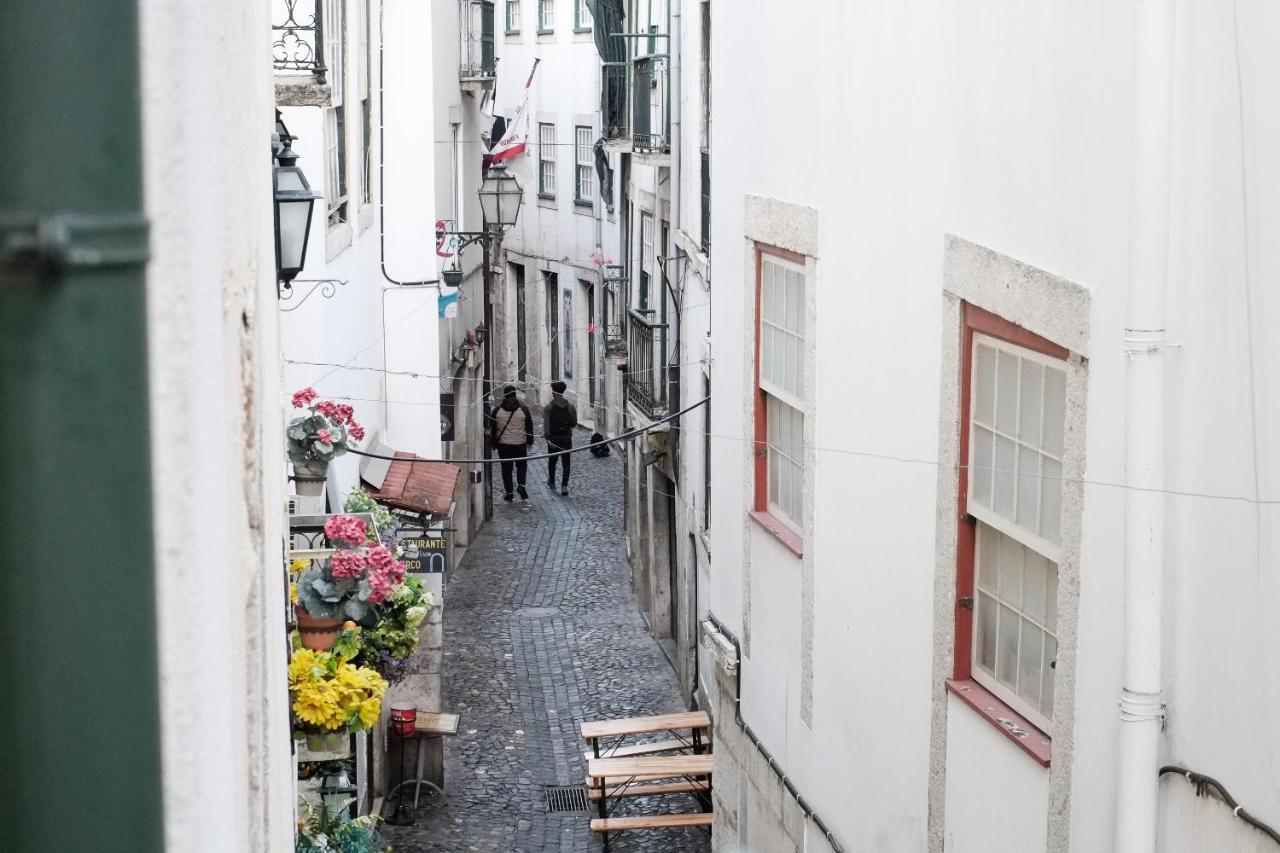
490;59;541;163
438;289;460;319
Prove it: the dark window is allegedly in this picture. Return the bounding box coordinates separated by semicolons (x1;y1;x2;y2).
546;271;560;380
514;264;527;381
584;280;597;406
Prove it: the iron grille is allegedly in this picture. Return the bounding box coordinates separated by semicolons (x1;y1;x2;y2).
625;309;668;419
544;785;590;813
272;0;327;80
460;0;497;78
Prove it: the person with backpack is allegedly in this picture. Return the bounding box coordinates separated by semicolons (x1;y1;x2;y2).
543;380;578;495
488;385;534;501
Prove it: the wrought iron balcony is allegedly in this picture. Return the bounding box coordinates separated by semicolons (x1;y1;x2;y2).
624;308;668;419
602;63;630;142
272;0;327;81
460;0;497;81
632;55;670;154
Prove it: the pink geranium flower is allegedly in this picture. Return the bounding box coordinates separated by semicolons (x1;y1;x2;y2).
315;428;334;445
291;387;318;409
348;422;366;442
329;549;367;579
324;515;369;547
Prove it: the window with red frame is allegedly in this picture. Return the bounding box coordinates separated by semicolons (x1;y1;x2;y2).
952;304;1069;742
752;246;806;540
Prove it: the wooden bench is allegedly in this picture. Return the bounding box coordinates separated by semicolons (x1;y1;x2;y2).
587;754;715;781
587;779;710;801
590;812;713;833
580;737;690;763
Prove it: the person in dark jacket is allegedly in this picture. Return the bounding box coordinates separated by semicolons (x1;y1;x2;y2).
488;385;534;500
543;380;578;495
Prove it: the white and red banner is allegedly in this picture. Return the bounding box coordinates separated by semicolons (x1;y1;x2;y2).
490;59;541;163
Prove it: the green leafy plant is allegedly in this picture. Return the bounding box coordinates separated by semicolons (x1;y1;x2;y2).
296;798;390;853
353;575;434;684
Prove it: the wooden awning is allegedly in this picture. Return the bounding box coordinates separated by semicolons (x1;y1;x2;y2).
361;450;460;518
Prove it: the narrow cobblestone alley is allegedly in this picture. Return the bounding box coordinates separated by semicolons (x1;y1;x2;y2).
385;437;711;853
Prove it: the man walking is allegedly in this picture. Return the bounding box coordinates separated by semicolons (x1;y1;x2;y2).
489;385;534;501
543;380;578;495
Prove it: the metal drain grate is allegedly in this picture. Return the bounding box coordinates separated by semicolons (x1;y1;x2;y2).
544;784;590;813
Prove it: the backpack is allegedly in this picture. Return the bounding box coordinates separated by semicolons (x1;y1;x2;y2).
589;432;611;457
547;402;576;436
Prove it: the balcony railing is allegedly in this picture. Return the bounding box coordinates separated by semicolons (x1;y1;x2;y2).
460;0;497;80
272;0;327;81
632;55;670;154
625;309;668;419
602;63;630;141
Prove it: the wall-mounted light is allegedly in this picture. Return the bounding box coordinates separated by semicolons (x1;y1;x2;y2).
474;324;488;345
442;268;463;289
273;136;323;287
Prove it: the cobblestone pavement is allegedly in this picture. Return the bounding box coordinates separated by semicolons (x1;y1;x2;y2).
385;433;710;853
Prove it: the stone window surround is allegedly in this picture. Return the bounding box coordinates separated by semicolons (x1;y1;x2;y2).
926;233;1090;853
740;194;819;724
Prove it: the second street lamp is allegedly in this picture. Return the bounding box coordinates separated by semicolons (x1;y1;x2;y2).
477;162;523;232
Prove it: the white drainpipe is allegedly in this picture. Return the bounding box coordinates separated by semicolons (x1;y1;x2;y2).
1115;1;1174;850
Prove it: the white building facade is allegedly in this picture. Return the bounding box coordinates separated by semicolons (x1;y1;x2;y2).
275;0;444;509
491;0;621;433
700;2;1280;852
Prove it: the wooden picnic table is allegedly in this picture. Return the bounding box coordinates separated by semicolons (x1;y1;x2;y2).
580;710;710;742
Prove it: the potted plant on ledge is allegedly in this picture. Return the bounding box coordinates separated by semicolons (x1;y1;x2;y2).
288;387;366;495
295;515;408;650
289;646;388;755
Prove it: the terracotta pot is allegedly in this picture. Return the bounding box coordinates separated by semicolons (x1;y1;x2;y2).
292;458;328;496
295;605;341;650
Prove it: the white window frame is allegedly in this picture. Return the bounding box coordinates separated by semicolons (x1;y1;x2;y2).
967;334;1066;563
506;0;520;32
574;126;593;203
325;107;348;221
538;0;554;31
967;333;1066;731
323;0;344;106
575;0;592;30
758;252;806;530
538;123;557;197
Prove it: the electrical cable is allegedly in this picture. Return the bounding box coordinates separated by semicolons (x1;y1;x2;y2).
345;395;708;465
1159;766;1280;845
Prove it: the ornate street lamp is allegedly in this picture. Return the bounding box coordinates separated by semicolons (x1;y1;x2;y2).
273;136;323;287
477;162;523;232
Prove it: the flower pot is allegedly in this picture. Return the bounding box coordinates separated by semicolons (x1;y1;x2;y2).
295;605;342;651
304;730;351;754
292;458;328;496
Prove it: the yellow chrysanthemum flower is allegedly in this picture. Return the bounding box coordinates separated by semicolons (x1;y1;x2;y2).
289;558;310;575
288;649;317;685
293;690;337;729
358;697;382;729
290;582;299;605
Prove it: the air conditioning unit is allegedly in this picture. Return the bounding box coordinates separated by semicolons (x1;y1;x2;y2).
287;494;324;516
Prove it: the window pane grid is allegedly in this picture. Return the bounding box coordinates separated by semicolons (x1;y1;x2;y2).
973;523;1058;725
539;0;553;30
576;0;592;28
575;127;593;200
969;336;1066;548
765;394;803;525
538;123;556;196
506;0;519;30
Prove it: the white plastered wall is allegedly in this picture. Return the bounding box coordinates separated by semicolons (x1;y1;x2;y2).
141;0;293;848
